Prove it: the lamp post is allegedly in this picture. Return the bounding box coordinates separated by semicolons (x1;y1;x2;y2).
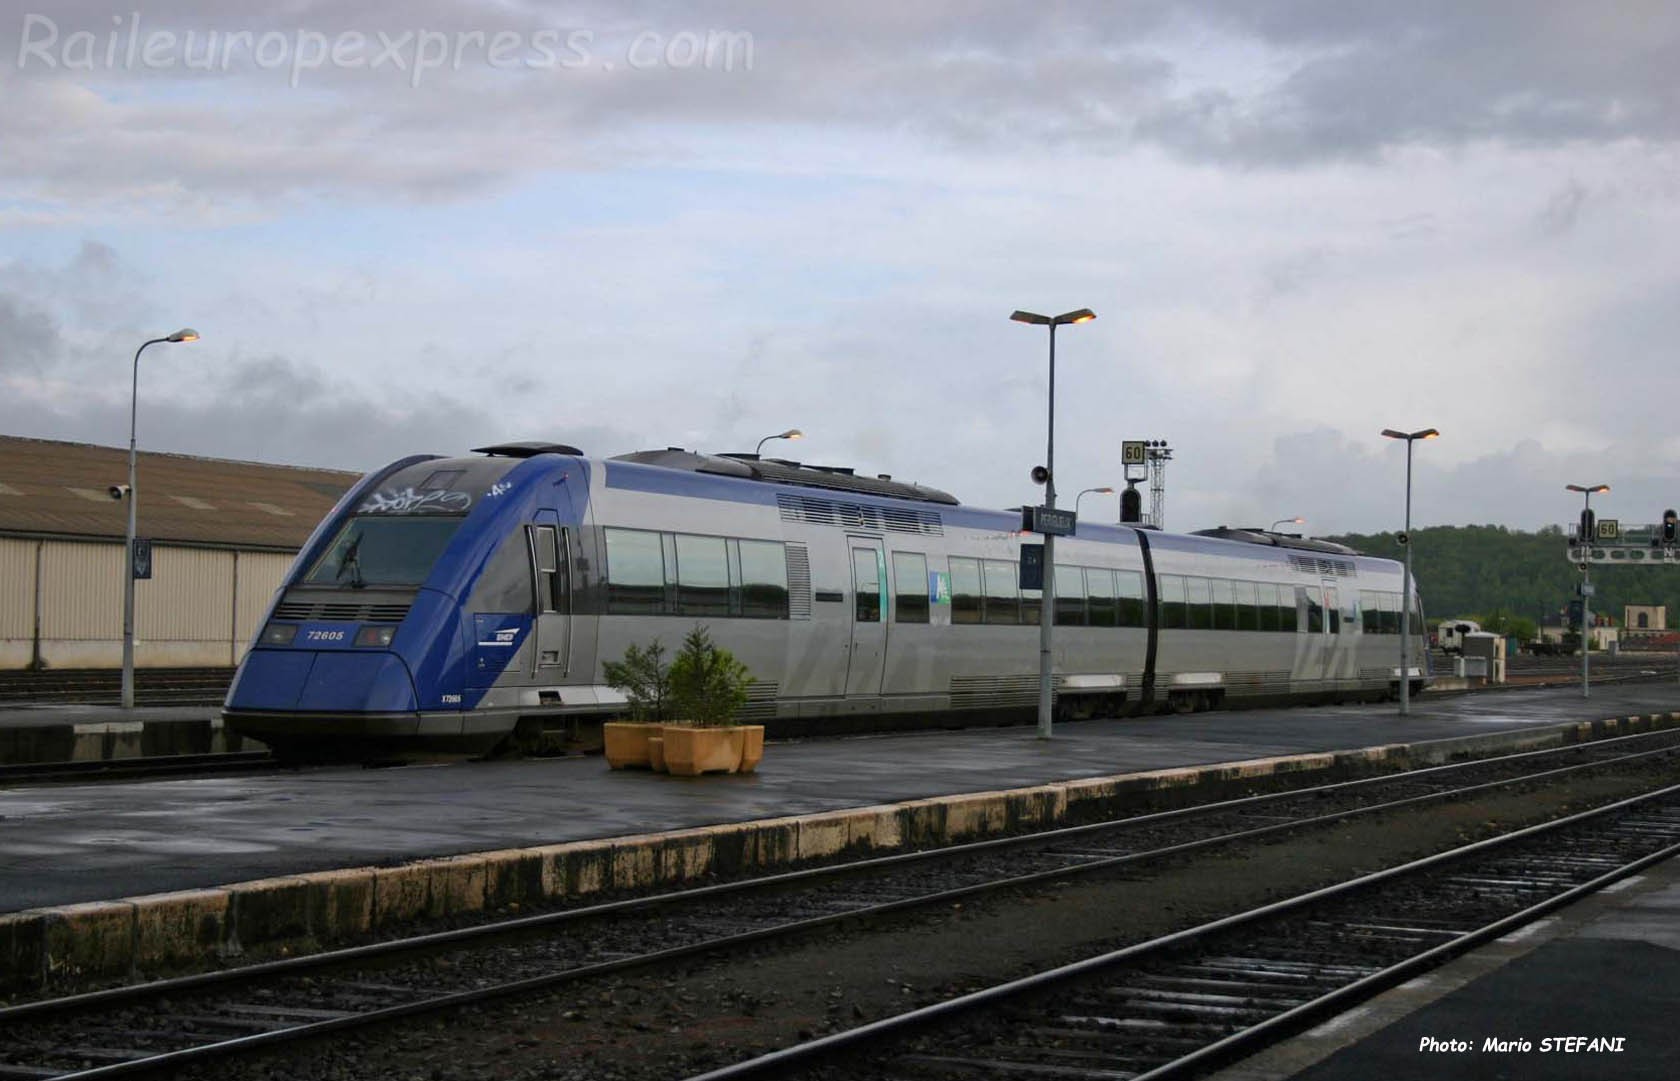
755;428;803;457
1567;483;1610;699
1381;427;1438;717
1270;516;1304;533
122;328;198;710
1011;307;1096;739
1075;486;1115;523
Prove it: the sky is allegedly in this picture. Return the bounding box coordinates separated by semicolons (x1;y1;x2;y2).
2;1;1678;537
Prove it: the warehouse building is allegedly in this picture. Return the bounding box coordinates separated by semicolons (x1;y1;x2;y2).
0;435;359;670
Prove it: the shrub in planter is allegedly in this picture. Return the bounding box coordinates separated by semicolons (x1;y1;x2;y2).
668;627;752;726
601;640;672;769
663;627;763;776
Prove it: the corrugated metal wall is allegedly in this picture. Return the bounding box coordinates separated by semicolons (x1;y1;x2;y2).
0;539;36;667
0;539;297;669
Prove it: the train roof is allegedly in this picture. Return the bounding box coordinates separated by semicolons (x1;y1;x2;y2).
609;448;961;505
1188;527;1362;556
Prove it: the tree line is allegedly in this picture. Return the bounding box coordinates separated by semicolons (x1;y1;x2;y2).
1320;525;1679;639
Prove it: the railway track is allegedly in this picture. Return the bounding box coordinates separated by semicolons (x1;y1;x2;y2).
4;729;1680;1079
699;785;1680;1081
0;751;273;786
0;668;232;708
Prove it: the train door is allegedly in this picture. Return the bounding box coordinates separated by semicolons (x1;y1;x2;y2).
527;510;571;677
1320;580;1342;684
846;537;887;696
1292;581;1330;686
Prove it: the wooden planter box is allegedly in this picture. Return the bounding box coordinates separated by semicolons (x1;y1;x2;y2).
660;724;765;776
602;722;664;769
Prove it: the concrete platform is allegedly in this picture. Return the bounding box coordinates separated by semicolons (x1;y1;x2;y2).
0;704;243;764
3;683;1679;992
1211;852;1680;1081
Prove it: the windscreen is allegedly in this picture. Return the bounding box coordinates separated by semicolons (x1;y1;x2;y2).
303;516;465;588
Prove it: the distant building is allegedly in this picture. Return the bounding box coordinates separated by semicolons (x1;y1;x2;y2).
0;435;357;670
1620;604;1677;652
1624;604;1667;633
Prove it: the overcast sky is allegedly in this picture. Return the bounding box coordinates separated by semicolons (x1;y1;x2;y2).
3;2;1678;536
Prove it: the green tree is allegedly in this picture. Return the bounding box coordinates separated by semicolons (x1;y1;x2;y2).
1323;524;1680;635
1477;610;1537;641
602;640;673;721
668;626;754;727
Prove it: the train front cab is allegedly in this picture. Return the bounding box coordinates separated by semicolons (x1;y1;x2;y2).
225;449;584;761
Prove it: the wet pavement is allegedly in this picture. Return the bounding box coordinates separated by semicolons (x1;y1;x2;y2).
3;682;1678;912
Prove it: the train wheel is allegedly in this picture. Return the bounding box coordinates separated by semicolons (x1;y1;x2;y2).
1171;693;1196;715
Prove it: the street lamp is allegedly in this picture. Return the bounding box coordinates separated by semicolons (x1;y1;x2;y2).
1270;516;1304;533
755;428;803;457
1566;482;1610;699
122;328;199;709
1381;427;1438;716
1075;486;1115;521
1011;307;1096;739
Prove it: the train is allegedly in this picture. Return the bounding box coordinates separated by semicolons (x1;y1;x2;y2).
223;442;1430;761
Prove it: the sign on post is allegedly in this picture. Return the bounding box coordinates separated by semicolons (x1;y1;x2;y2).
1121;441;1147;466
132;537;153;581
1596;518;1621;541
1019;543;1044;590
1024;505;1076;537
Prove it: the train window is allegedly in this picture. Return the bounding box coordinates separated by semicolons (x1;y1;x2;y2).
1360;590;1381;633
1380;592;1401;634
675;534;731;616
1233;580;1258;631
852;547;882;623
893;552;930;624
1325;587;1341;633
304;516;465;588
604;528;667;614
531;525;562;613
738;539;790;619
1053;565;1086;626
1409;597;1425;636
982;560;1020;624
1277;585;1299;632
1210;579;1236;631
1254;583;1277;631
1158;574;1186;629
1087;568;1118;627
1021;583;1041;626
1186;576;1212;630
1116;570;1146;627
950;557;983;624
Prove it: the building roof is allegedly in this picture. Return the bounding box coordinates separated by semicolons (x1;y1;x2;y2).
0;435;360;550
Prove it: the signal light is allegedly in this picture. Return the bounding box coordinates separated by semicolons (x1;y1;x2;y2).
1579;508;1595;543
1119;486;1143;523
1664;509;1677;544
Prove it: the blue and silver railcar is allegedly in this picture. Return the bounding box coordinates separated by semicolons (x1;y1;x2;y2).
224;443;1428;760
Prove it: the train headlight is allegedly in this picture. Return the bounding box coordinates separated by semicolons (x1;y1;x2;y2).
260;623;298;646
355;625;397;648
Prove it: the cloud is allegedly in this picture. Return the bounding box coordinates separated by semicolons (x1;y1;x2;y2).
4;3;1678;216
0;292;63;373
